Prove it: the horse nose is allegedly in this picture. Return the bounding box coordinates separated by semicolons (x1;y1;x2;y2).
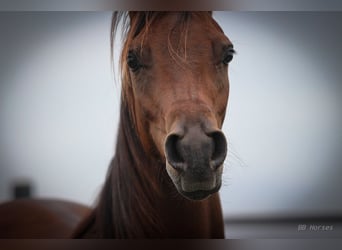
165;126;227;172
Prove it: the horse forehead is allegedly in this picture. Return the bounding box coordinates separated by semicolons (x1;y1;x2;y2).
146;14;223;46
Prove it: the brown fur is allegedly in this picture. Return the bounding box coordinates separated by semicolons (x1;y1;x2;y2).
73;12;232;238
0;199;90;238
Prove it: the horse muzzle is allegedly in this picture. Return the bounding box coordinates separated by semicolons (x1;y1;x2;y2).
164;124;227;200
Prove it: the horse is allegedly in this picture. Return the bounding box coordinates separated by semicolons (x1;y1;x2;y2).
72;11;234;238
0;11;234;238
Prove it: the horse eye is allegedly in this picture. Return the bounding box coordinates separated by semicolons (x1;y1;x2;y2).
222;48;235;65
127;51;141;72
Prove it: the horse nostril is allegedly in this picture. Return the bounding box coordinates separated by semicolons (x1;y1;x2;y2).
209;131;227;169
165;134;185;170
165;130;227;171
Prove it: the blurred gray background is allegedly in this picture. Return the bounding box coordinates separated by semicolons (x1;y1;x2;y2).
0;12;341;236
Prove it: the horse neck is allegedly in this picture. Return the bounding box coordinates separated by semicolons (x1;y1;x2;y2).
95;100;224;238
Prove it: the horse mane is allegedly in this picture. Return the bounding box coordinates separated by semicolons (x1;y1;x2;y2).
94;100;166;238
94;13;179;237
